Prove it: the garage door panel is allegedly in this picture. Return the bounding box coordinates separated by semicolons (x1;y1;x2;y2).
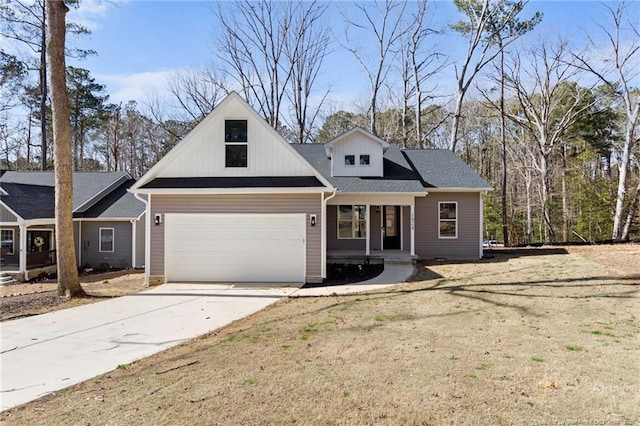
165;214;305;282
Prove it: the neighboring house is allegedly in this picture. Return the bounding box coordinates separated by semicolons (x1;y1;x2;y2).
131;92;491;285
0;171;145;281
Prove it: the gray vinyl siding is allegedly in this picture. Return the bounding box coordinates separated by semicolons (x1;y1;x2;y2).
370;208;381;251
79;221;133;268
0;225;19;265
0;204;18;222
149;193;322;279
134;214;146;268
326;204;366;251
415;192;482;259
402;206;411;251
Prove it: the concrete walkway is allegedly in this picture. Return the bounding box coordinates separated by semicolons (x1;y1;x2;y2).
0;263;414;411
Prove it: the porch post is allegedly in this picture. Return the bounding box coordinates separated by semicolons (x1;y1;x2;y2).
365;204;370;256
19;224;27;274
410;201;416;256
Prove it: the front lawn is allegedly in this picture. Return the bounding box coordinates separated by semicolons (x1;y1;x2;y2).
2;246;639;425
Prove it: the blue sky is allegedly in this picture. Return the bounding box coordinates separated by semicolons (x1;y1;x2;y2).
63;0;633;110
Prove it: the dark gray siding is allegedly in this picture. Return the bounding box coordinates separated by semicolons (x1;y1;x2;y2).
79;221;133;268
415;192;482;259
149;194;322;280
326;204;366;251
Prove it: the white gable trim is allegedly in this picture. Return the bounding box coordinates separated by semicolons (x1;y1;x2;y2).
324;127;390;157
131;92;333;191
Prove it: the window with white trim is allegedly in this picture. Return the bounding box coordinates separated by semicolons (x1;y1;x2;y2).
1;229;14;255
439;202;457;238
225;119;248;167
99;228;114;252
338;205;366;239
344;155;355;166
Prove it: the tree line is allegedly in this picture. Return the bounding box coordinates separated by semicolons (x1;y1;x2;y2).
1;0;638;245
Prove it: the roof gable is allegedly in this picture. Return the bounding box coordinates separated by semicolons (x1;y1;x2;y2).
132;92;331;191
324;127;390;156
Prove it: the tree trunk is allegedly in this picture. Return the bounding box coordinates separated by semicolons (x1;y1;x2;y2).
499;49;509;247
47;0;84;298
561;144;569;242
40;2;48;171
622;178;640;241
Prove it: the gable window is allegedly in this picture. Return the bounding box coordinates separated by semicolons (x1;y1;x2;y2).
359;154;370;166
344;155;355;166
225;119;248;167
99;228;114;252
439;202;457;239
1;229;14;255
338;205;366;239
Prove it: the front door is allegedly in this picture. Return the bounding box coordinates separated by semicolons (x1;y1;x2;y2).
383;206;400;250
28;230;51;253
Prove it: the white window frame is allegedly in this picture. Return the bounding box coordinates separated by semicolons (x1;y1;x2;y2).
1;229;14;255
438;202;458;239
99;227;115;252
359;154;370;166
337;205;367;239
224;119;248;168
344;155;355;166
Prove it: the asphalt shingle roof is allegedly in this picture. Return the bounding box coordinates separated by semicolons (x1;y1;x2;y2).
0;171;144;220
293;144;425;193
403;150;492;189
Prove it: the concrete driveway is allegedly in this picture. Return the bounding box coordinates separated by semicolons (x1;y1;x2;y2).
0;283;298;411
0;262;413;411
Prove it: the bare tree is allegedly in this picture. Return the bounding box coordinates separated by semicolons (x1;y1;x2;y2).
215;0;293;128
165;67;228;123
285;0;330;143
449;0;538;152
503;38;594;241
341;0;409;136
46;0;84;297
573;1;640;241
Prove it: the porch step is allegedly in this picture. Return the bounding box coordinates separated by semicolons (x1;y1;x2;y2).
384;258;415;265
0;273;16;286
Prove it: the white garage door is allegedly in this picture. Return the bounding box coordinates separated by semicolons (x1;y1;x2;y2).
165;213;306;283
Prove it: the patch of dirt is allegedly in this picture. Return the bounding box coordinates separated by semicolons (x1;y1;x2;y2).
0;270;145;321
2;245;638;424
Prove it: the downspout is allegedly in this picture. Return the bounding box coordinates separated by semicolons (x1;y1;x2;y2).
132;191;150;286
322;189;337;279
77;219;82;267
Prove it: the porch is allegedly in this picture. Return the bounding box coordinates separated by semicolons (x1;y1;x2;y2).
327;249;417;265
0;224;57;282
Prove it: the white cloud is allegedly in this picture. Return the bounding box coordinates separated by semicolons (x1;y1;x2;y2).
67;0;121;32
96;69;180;105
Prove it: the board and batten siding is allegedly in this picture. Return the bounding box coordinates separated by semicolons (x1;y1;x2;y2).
330;133;384;177
78;221;133;268
150;194;322;281
415;192;482;259
156;97;313;179
0;204;18;222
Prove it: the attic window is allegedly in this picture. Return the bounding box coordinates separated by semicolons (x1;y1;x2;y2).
225;120;248;168
344;155;355;166
360;154;370;166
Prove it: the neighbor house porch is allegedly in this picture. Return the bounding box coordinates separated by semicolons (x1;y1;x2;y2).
0;223;57;281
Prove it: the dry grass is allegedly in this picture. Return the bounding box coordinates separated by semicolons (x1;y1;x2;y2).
0;271;145;321
1;246;639;425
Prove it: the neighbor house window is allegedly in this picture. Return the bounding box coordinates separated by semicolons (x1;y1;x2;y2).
99;228;114;252
439;202;457;238
344;155;355;166
338;205;366;239
360;154;370;166
1;229;14;255
225;119;248;167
